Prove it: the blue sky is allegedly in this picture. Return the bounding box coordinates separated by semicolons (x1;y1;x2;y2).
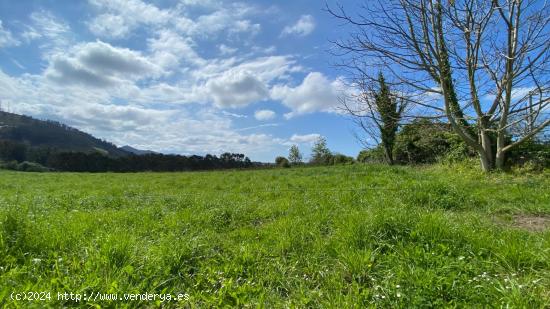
0;0;364;162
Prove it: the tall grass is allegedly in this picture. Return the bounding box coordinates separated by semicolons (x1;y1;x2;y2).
0;164;548;307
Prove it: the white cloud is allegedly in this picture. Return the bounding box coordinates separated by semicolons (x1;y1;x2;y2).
219;44;237;55
271;72;344;118
148;29;205;70
205;70;269;108
88;0;170;38
289;133;321;144
25;11;71;57
192;56;299;108
0;20;20;47
87;0;261;40
281;15;315;37
222;111;247;118
88;14;130;39
44;41;162;88
254;109;276;121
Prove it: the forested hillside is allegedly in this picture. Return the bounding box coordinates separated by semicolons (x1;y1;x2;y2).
0;111;128;157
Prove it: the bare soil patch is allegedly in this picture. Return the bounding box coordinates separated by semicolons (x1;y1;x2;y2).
510;215;549;232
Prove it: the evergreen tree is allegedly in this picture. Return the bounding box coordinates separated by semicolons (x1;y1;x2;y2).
310;137;332;164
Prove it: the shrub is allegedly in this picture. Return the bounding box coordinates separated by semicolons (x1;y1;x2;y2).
17;161;51;172
331;153;355;165
275;156;290;168
0;160;51;172
507;140;550;171
394;120;474;164
357;146;386;163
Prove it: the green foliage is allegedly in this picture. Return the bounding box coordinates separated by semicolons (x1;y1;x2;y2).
507;139;550;172
330;153;355;165
0;165;548;307
275;156;290;168
393;119;474;164
288;145;303;164
374;73;402;164
0;160;51;172
357;146;386;163
310;137;332;165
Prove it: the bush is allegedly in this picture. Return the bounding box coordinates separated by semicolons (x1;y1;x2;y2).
357;146;386;163
17;161;51;172
0;160;19;170
394;120;474;164
0;160;51;172
331;153;355;165
275;156;291;168
507;140;550;171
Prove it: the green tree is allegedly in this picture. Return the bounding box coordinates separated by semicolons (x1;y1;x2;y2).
275;156;290;168
288;145;302;165
374;73;402;165
310;137;332;165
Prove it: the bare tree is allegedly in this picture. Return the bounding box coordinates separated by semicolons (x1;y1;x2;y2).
328;0;550;171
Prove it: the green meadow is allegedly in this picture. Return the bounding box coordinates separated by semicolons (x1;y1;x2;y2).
0;164;549;307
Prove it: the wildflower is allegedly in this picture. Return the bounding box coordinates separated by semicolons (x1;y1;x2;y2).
458;256;465;260
32;258;41;264
396;285;400;288
396;292;401;298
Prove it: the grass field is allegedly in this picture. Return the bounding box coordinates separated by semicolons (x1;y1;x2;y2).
0;164;549;307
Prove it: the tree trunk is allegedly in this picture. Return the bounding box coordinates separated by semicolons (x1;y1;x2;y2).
478;150;494;172
495;150;506;170
383;144;394;165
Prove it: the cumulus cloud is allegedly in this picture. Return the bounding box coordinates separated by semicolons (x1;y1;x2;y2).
289;133;321;144
206;71;269;108
148;29;205;70
281;15;315;37
0;20;20;47
271;72;344;118
45;41;161;88
254;109;276;121
193;56;298;108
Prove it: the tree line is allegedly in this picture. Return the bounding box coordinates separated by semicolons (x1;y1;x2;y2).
0;140;254;172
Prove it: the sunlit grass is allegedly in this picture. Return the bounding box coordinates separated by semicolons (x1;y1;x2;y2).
0;164;549;307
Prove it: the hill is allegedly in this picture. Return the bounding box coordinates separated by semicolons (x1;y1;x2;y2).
0;111;129;157
120;145;157;155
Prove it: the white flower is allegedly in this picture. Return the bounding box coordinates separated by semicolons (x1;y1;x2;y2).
31;258;41;264
396;292;402;298
396;285;400;288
